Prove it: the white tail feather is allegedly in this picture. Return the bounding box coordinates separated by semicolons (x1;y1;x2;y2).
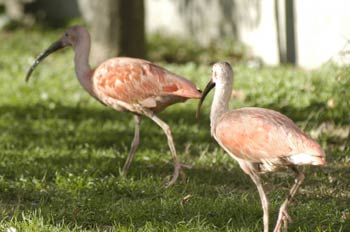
288;153;325;166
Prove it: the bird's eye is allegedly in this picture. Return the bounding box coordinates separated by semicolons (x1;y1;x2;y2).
64;32;69;37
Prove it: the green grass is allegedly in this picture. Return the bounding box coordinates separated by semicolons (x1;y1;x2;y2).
0;27;349;231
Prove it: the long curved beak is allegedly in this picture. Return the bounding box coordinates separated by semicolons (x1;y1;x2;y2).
196;79;215;118
25;40;65;82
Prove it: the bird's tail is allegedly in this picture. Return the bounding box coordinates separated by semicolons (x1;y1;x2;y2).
288;142;326;166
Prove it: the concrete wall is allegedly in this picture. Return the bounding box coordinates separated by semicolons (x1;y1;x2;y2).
9;0;349;68
295;0;350;68
146;0;350;68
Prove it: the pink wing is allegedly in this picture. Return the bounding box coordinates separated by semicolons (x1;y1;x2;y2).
92;57;201;105
215;107;325;163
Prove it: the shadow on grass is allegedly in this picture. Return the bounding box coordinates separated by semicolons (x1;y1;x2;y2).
2;97;345;151
0;102;348;230
0;102;212;150
0;100;345;187
0;153;346;231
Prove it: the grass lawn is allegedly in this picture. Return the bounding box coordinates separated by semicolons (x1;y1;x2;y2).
0;27;349;231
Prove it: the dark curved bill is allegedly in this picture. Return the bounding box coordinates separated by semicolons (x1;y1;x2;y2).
25;40;65;82
196;79;215;119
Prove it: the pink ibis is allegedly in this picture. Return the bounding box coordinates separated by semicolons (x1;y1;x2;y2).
197;62;326;232
25;26;202;187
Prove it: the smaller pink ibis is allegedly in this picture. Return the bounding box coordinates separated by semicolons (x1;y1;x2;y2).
25;26;202;187
197;62;326;232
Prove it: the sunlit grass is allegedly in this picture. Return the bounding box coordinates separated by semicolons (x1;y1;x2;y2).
0;27;349;231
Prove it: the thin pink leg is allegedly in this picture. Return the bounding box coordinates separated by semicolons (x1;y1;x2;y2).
135;106;187;187
148;114;182;187
122;114;142;175
249;172;269;232
273;167;305;232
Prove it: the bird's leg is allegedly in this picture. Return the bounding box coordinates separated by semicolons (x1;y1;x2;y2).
273;167;305;232
138;108;185;187
149;114;184;187
121;114;142;176
248;171;269;232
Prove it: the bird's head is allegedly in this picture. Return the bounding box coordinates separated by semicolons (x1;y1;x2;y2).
211;61;233;84
25;26;89;82
196;61;233;118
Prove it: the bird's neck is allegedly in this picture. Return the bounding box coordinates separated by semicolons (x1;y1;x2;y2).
210;81;232;135
73;36;94;97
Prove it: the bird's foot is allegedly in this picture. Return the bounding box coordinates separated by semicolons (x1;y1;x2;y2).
283;210;292;231
273;208;292;232
120;164;130;178
165;163;191;188
120;157;134;177
120;169;127;177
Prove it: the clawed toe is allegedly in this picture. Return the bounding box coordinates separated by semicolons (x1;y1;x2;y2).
165;163;190;187
282;209;292;231
274;208;292;232
282;210;292;224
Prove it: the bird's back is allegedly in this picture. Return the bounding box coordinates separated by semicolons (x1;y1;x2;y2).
214;107;325;171
91;57;201;112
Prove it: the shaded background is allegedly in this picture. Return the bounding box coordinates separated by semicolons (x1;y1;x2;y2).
1;0;350;68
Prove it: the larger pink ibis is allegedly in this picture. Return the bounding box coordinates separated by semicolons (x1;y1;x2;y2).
25;26;202;187
197;62;326;232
